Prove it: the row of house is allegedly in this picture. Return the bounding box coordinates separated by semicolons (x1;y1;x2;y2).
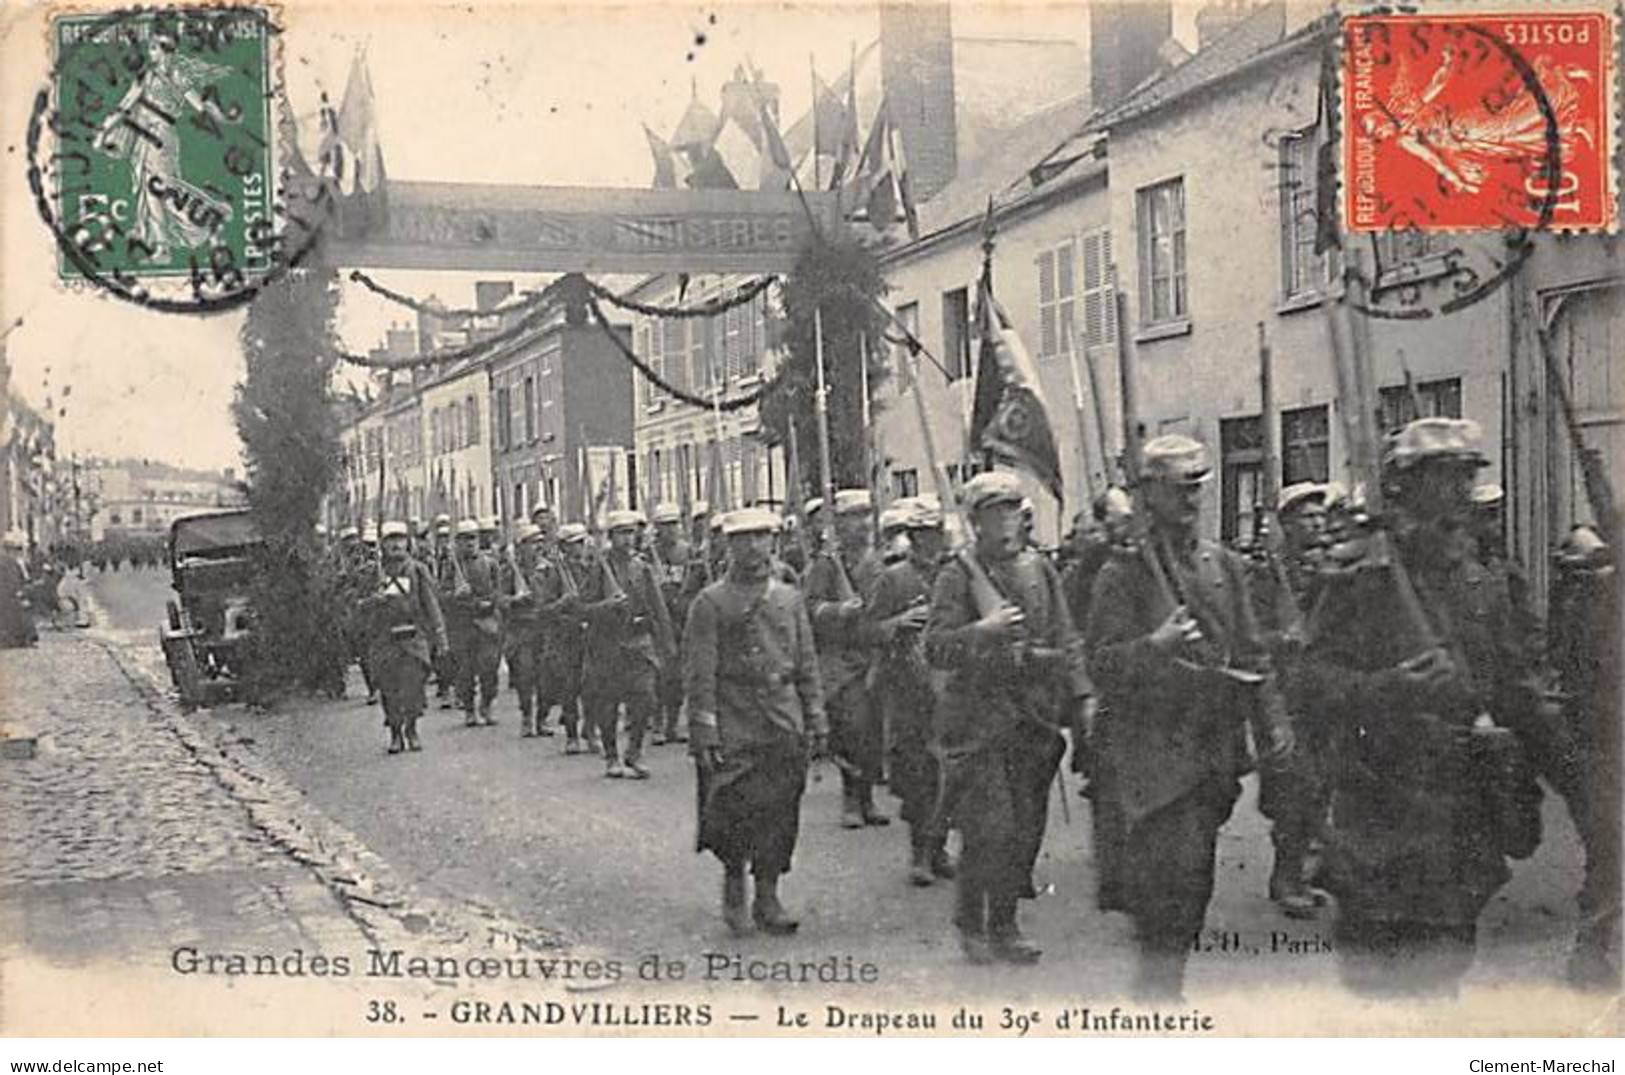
330;0;1619;609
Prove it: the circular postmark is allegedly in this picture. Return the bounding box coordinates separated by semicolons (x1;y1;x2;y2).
27;5;335;315
1341;14;1580;320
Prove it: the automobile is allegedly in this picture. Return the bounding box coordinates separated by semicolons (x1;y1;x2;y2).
159;508;262;708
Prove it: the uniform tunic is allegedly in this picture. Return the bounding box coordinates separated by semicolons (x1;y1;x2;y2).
684;572;827;873
926;548;1087;926
535;549;587;734
865;556;940;831
361;558;448;731
581;549;674;762
804;545;884;784
499;555;546;718
1295;533;1545;991
445;550;503;713
1087;535;1287;948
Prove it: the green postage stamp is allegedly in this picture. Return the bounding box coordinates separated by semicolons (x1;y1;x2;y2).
51;7;277;288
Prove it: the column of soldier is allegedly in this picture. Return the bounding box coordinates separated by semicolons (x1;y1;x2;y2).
325;417;1617;1003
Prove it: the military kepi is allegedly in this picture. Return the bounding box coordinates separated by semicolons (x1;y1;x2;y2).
1142;434;1212;484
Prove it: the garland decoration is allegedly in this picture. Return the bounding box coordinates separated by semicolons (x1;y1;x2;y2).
584;295;767;413
348;270;552;319
583;275;776;320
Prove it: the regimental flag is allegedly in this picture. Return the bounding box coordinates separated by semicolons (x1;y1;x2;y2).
751;69;794;192
971;275;1065;503
684;145;740;190
671;83;721;155
812;74;846;157
710;115;759;194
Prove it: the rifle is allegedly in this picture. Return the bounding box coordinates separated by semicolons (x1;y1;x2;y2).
1257;321;1305;643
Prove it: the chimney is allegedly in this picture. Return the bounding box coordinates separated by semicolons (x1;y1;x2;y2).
1195;0;1252;50
475;281;514;312
879;0;957;201
1089;0;1174;110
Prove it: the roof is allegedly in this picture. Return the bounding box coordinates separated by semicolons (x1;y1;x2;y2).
1092;3;1331;130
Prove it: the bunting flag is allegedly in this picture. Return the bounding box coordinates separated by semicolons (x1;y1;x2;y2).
856;98;917;238
829;53;861;189
971;275;1065;503
643;123;677;189
328;50;388;236
671;82;721;154
754;80;794;192
812;74;846;157
684;144;740;190
710;115;758;194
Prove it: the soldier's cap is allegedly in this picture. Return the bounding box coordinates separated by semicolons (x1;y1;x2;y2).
833;488;872;516
1142;434;1212;485
338;526;360;542
455;519;480;537
604;509;646;532
478;516;500;533
709;512;727;532
361;526;379;544
314;523;329;537
1093;486;1134;522
878;502;912;533
1556;525;1610;568
962;470;1025;512
1471;483;1505;509
529;504;555;520
432;513;452;527
515;523;542;543
1382;417;1488;472
1278;481;1328;516
721;507;781;536
803;496;823;517
650;504;683;525
1;530;25;548
898;495;943;530
558;523;589;544
381;521;409;540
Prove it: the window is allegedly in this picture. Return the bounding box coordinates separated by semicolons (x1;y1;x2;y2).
496;386;512;451
465;395;480;446
942;288;971;381
1036;239;1076;359
513;481;525;519
690;313;710;393
1279;128;1340;299
1281;405;1330;486
1137;178;1188;324
742;293;765;375
522;376;536;442
893;469;919;498
1080;228;1117;349
706;314;726;387
451;404;464;450
1379;377;1462;433
1220;416;1263;543
724;305;744;382
636;325;652;408
646;320;665;402
663;319;687;393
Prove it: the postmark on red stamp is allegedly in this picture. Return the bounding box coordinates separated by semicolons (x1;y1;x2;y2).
1343;8;1617;233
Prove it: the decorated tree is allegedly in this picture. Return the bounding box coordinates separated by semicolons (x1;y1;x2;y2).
231;258;346;701
759;234;890;501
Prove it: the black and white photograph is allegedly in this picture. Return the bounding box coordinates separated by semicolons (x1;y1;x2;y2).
0;0;1619;1048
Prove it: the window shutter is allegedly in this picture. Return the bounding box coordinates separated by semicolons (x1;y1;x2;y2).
1036;251;1057;357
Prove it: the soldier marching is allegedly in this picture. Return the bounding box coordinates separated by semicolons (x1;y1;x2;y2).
314;407;1615;994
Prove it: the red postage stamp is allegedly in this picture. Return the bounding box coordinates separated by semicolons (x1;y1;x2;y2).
1343;9;1617;233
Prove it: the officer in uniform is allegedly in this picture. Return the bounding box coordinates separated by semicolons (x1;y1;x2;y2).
581;510;675;779
477;516;499;553
1087;435;1291;999
925;472;1088;964
649;504;693;745
446;519;503;727
865;496;954;886
1250;481;1332;919
359;521;448;754
686;507;828;936
501;523;550;738
539;523;590;752
1296;418;1546;996
804;488;888;829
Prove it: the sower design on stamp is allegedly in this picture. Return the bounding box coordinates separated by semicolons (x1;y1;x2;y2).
1343;9;1617;235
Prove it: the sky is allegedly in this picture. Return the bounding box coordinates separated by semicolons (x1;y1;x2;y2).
0;0;1201;472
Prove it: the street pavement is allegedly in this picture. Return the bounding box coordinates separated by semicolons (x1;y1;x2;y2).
0;565;1600;1033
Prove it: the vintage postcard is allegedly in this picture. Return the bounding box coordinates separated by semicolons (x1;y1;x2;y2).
0;0;1620;1043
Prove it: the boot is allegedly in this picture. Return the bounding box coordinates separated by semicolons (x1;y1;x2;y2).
910;831;936;889
387;727;404;754
520;709;536;738
752;873;799;935
565;735;582;755
841;784;865;829
859;783;890;827
605;758;626;779
722;868;753;937
1133;940;1190;1003
988;902;1041;964
404;721;421;752
1269;848;1318;920
478;697;496;726
464;708;478;728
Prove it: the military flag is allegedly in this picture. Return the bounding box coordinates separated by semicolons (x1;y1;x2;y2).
970;274;1065;503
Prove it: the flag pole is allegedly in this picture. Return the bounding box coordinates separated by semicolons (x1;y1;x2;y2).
809;53;821;193
813;304;837;549
1063;336;1098;511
